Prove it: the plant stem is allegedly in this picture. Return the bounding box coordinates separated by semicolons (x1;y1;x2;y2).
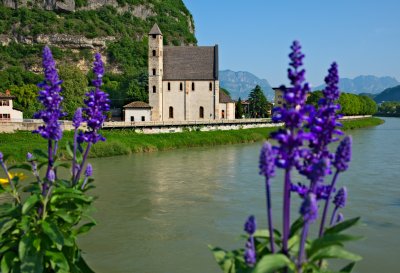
318;170;339;237
265;176;275;253
297;221;310;273
72;128;78;179
74;142;92;184
282;168;291;255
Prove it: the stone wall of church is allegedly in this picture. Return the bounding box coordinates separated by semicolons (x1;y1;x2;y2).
162;80;217;121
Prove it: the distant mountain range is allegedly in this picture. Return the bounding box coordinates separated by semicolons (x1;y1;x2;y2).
374;85;400;103
219;70;274;100
313;75;399;94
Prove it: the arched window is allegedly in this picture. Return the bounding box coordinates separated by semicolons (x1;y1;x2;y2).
152;86;156;93
169;107;174;118
199;106;204;118
168;82;171;91
192;82;195;91
152;50;156;56
221;110;225;119
209;82;212;91
180;82;183;91
152;69;156;75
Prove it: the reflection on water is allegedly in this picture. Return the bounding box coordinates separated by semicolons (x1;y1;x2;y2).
80;117;400;273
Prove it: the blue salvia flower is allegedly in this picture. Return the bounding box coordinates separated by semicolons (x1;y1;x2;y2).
336;213;344;224
333;187;347;208
78;53;110;144
259;142;276;177
244;216;257;266
244;215;256;235
300;193;318;223
334;136;352;172
34;46;64;141
73;108;83;129
85;164;93;177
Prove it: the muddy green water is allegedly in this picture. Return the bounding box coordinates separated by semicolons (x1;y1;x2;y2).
80;117;400;273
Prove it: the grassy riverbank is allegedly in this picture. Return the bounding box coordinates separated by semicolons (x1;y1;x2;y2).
0;117;384;163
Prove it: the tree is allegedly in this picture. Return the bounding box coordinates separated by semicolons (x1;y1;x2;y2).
236;97;244;119
9;84;41;118
306;90;323;107
59;65;88;118
248;85;270;118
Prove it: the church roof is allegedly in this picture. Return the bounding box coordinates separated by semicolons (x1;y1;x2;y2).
149;24;162;35
219;89;234;103
163;45;219;80
123;101;152;109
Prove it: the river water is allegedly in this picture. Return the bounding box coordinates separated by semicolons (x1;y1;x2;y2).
80;117;400;273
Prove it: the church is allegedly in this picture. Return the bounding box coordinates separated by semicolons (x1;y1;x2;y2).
146;23;235;122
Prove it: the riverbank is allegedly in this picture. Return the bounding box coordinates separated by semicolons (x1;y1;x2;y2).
0;117;384;163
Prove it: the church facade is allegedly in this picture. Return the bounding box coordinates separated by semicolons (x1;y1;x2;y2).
148;24;235;121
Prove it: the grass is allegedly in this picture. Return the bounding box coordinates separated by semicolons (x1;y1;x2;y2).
0;117;384;163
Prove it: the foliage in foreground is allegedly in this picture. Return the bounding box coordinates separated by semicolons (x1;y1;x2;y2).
0;47;110;272
210;42;362;272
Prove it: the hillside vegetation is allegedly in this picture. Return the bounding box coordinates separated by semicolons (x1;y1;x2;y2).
374;85;400;103
0;0;196;116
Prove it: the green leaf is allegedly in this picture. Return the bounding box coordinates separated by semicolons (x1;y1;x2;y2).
45;250;70;272
66;141;74;158
253;229;270;238
33;149;48;160
309;234;363;256
22;195;41;215
75;256;95;273
0;219;17;237
252;254;294;273
55;209;75;224
208;246;236;273
340;262;356;273
20;252;44;273
74;222;96;235
41;221;64;246
53;162;71;169
289;217;304;237
1;251;16;273
7;163;32;172
325;217;360;235
309;246;362;262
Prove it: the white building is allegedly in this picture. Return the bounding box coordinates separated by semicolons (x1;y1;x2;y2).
147;24;235;121
123;101;152;122
0;90;23;121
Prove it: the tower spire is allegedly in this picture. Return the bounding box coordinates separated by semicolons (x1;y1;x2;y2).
149;23;162;35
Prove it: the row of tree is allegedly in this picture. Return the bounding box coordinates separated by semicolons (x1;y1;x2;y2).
234;87;378;119
306;91;377;115
377;101;400;116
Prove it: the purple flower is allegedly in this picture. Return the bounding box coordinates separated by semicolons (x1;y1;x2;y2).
79;53;110;144
300;193;318;223
244;238;256;266
85;164;93;177
47;169;55;182
26;152;33;161
244;215;256;235
336;213;344;223
333;187;347;208
0;152;3;161
33;46;64;141
334;136;352;172
259;142;276;177
73;108;83;129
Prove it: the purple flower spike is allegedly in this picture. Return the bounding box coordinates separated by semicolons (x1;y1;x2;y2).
334;187;347;208
85;164;93;177
73;108;83;129
334;136;352;172
300;193;318;223
79;53;110;144
34;46;64;141
259;142;276;178
26;152;33;161
244;239;256;266
0;152;3;161
323;62;340;102
244;215;256;235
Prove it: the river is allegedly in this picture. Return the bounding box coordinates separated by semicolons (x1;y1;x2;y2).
80;117;400;273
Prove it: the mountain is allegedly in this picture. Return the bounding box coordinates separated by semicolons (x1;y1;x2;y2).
0;0;196;108
374;85;400;103
313;75;399;94
219;70;274;101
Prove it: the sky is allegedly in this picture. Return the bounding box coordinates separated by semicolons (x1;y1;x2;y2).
183;0;400;87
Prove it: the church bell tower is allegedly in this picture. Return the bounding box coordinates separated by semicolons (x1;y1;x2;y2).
148;23;163;121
